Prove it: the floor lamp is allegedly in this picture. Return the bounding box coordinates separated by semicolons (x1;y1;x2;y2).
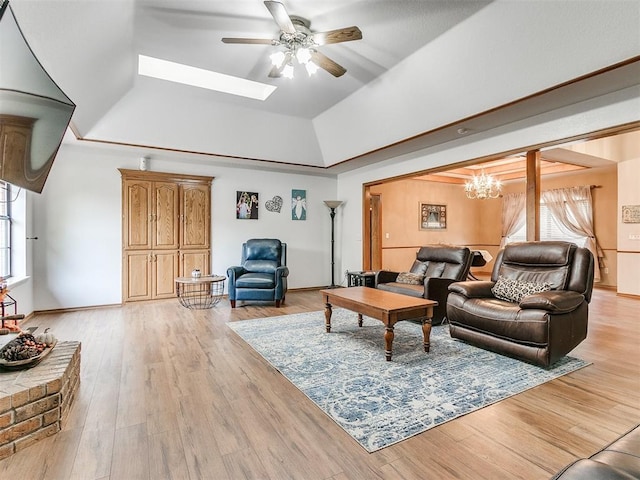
324;200;343;288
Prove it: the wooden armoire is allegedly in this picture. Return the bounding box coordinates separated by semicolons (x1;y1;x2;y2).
119;169;213;302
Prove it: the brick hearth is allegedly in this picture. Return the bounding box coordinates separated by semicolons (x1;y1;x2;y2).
0;341;81;460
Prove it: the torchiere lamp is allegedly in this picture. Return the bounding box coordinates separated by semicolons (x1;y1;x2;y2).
324;200;343;288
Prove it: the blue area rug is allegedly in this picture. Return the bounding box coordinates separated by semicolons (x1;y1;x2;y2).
228;309;590;452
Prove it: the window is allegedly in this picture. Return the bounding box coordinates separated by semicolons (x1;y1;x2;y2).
0;182;11;279
508;202;588;247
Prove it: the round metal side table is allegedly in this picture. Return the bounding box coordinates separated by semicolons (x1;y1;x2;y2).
175;275;226;309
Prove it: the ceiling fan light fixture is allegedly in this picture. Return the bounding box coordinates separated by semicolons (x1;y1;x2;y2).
296;47;312;64
221;1;361;79
282;63;294;79
269;51;286;67
305;61;319;76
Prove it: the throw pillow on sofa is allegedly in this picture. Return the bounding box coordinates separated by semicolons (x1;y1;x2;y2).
396;272;425;285
491;276;551;303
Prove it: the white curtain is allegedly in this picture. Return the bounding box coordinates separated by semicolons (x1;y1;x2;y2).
542;185;603;281
500;193;526;248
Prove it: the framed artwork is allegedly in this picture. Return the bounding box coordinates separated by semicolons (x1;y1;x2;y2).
236;191;259;219
622;205;640;223
420;203;446;230
291;189;307;220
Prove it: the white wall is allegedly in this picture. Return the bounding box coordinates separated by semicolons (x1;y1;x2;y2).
618;157;640;296
25;144;337;311
87;80;326;166
31;145;123;310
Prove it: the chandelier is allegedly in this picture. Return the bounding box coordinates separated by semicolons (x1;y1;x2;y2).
464;171;502;199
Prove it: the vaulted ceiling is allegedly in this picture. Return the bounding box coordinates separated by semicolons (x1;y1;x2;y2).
7;0;640;173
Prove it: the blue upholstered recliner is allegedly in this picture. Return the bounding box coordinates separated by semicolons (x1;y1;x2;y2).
227;239;289;308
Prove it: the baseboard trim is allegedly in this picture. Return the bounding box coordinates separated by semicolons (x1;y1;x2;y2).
30;287;348;317
34;303;123;316
289;286;326;292
616;292;640;300
594;284;617;291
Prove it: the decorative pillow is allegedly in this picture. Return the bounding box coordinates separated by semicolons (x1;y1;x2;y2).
396;272;425;285
491;276;552;303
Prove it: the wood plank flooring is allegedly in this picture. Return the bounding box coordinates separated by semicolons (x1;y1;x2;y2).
0;288;638;479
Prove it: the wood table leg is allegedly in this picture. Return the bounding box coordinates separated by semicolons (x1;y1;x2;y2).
324;302;332;333
422;316;432;353
384;325;394;361
358;313;363;327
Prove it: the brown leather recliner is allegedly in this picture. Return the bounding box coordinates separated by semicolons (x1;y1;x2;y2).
375;244;473;325
447;241;594;367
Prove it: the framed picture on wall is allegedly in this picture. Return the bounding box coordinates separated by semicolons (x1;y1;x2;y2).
420;203;446;230
236;191;259;219
291;189;307;220
622;205;640;223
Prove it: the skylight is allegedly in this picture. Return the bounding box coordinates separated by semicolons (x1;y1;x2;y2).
138;55;276;101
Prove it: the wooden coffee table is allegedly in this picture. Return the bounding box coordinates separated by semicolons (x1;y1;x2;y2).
320;287;437;361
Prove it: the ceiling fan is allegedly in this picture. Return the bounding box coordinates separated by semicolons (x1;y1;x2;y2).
222;1;362;78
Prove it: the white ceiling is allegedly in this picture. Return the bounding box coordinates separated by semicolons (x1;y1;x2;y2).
7;0;640;172
134;0;492;118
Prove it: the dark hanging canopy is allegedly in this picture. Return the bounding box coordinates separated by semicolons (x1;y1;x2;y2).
0;0;75;193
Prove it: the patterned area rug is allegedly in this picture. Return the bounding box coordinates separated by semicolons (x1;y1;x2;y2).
228;309;590;452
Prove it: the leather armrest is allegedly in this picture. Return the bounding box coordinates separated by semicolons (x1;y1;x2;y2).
448;281;495;298
519;290;585;313
376;270;399;285
226;266;246;280
275;266;289;296
276;266;289;277
226;266;246;300
424;277;456;299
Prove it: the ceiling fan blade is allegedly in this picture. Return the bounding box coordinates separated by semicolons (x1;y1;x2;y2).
310;51;347;77
313;26;362;45
264;1;296;34
222;37;276;45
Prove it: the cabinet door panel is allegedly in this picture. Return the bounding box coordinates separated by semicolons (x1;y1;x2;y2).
153;251;179;298
0;121;31;182
154;182;179;249
125;251;152;301
124;180;152;249
181;184;210;249
181;250;211;277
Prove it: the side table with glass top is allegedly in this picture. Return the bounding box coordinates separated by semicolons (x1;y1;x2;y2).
175;275;226;309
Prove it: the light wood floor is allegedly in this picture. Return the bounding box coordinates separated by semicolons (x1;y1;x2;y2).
0;288;638;480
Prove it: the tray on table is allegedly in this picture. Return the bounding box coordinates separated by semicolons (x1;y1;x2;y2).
0;335;57;371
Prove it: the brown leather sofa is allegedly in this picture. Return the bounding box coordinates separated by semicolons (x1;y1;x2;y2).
447;241;594;367
375;245;472;325
551;424;640;479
